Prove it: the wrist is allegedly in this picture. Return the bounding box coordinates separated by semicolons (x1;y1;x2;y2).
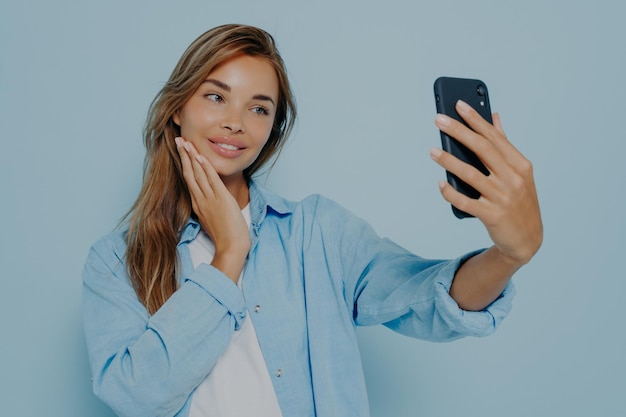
211;248;248;283
493;245;527;270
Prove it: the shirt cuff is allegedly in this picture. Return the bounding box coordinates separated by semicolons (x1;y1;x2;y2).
433;250;516;337
184;263;248;330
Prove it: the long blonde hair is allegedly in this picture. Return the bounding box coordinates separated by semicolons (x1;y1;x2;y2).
124;24;297;314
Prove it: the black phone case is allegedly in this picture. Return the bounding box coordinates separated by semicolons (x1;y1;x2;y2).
434;76;492;218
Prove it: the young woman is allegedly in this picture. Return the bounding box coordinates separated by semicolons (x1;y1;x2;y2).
82;24;542;417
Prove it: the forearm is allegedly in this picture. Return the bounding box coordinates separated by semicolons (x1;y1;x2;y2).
450;245;523;311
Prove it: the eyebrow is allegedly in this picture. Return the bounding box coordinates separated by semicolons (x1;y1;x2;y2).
202;79;276;106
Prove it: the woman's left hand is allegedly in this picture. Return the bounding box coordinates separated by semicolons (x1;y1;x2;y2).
431;100;543;267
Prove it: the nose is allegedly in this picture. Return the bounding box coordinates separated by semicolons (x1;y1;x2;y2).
220;107;244;134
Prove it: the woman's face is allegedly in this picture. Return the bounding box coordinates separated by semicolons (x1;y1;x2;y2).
173;54;279;185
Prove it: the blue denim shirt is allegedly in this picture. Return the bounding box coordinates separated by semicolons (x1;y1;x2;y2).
82;181;514;417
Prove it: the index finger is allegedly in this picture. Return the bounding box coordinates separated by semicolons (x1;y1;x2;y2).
435;113;508;177
455;100;528;171
175;136;210;199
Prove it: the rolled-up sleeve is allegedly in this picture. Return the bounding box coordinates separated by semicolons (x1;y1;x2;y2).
430;250;515;338
353;243;515;341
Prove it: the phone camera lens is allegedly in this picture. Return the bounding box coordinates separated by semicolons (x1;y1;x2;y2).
477;85;486;96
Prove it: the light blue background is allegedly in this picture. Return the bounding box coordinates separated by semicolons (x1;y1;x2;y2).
1;0;624;416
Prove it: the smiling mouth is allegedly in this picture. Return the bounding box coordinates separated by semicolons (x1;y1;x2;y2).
215;142;241;151
211;141;243;151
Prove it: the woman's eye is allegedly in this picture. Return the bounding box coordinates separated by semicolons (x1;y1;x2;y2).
252;106;269;116
206;93;223;102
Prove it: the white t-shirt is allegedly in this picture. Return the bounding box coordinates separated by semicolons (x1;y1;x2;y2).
187;205;283;417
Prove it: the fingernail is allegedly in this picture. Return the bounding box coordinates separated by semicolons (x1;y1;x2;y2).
194;154;204;164
184;142;192;152
456;100;471;113
435;114;451;127
174;137;181;147
430;148;442;159
438;180;446;190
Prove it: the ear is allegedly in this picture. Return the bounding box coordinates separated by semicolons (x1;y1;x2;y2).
172;111;181;127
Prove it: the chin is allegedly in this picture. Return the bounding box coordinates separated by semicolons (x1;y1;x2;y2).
215;168;247;182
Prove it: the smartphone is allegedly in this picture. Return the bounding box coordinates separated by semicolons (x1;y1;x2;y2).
434;76;492;218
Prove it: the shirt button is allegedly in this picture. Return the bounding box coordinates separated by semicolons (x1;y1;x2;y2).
254;305;261;313
275;369;282;377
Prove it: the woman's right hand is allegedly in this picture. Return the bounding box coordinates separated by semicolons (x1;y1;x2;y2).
175;136;250;283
